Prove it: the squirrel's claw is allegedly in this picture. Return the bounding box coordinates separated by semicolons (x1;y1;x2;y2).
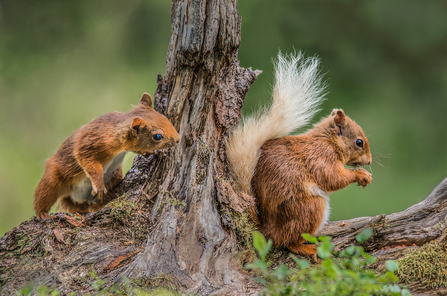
141;152;152;158
153;150;166;156
140;150;167;158
36;212;52;221
92;188;107;203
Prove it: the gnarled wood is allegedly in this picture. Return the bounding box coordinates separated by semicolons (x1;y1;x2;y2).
1;1;261;295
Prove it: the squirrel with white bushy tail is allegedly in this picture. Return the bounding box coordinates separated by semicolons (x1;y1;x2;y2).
226;52;372;262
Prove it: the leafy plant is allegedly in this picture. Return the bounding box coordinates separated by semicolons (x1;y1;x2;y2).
246;229;412;296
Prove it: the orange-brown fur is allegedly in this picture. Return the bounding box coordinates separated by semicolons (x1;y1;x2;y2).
34;93;181;219
251;109;372;261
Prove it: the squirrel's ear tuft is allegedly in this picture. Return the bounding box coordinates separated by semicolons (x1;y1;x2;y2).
131;117;144;131
333;109;346;127
139;93;153;108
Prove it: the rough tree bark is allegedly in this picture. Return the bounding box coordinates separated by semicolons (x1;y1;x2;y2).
115;0;261;294
1;1;447;295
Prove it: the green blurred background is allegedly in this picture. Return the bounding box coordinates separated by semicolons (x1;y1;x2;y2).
1;0;447;236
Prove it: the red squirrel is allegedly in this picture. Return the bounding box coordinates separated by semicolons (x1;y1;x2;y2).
226;52;372;261
34;93;180;219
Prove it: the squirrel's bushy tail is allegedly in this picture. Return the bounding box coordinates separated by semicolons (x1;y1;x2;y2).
226;51;326;195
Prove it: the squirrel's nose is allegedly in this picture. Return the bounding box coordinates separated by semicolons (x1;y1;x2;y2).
175;133;181;144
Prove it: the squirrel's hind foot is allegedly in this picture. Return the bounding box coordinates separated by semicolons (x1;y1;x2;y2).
287;242;319;263
36;212;52;221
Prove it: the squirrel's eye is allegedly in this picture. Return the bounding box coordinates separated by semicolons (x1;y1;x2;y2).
356;139;363;148
153;134;163;141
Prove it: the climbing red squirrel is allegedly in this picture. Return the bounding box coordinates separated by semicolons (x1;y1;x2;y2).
34;93;180;219
226;52;372;261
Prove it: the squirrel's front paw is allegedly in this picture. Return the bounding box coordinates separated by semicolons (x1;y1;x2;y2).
355;168;372;188
91;187;108;203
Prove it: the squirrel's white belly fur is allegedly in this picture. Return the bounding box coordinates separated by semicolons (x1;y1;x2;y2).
310;185;331;233
70;151;127;203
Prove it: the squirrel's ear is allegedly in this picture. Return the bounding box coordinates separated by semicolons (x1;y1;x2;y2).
332;109;346;127
139;93;153;108
331;109;346;136
131;117;144;131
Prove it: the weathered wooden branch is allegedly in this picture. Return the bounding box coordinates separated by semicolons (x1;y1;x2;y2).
321;177;447;259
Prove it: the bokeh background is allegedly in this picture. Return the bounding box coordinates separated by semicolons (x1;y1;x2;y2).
1;0;447;236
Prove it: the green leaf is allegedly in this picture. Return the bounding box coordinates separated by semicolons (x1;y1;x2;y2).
318;236;332;243
345;245;357;256
18;283;34;296
365;256;376;265
92;283;100;291
260;239;273;259
384;271;399;283
321;259;340;278
274;264;289;280
255;260;269;270
386;284;401;293
254;277;268;285
290;254;310;270
253;231;272;261
356;228;373;243
36;285;49;296
401;289;413;296
245;259;268;271
317;245;331;260
316;235;334;260
253;231;266;251
385;260;399;272
121;275;131;286
301;233;318;244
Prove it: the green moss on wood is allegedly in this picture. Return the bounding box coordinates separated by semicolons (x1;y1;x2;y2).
228;208;258;266
131;273;182;294
108;194;136;222
396;239;447;289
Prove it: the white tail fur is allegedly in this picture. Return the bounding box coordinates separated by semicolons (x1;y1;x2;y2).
226;51;326;194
